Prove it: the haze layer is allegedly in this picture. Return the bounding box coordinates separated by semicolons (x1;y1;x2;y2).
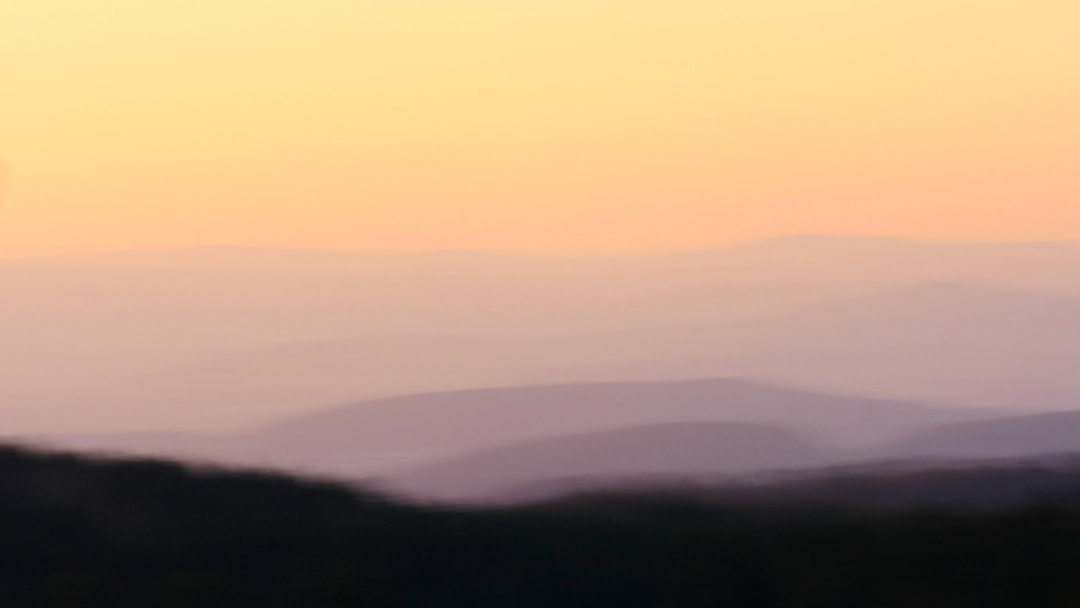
2;238;1078;434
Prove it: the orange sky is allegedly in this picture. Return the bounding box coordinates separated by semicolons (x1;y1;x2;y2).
1;0;1078;257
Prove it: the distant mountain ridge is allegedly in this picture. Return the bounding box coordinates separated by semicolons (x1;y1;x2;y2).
14;378;1002;479
880;411;1080;460
15;378;1080;503
379;422;832;501
3;237;1080;433
379;409;1080;502
245;377;991;450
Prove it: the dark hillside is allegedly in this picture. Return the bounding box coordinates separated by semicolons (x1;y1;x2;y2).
4;446;1080;607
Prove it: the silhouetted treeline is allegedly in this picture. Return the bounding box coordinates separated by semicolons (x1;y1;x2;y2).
4;447;1080;607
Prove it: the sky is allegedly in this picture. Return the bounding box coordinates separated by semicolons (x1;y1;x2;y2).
1;0;1078;257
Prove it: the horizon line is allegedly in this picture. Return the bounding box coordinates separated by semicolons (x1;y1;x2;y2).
4;234;1079;263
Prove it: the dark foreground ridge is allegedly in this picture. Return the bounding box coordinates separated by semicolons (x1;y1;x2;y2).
5;447;1080;607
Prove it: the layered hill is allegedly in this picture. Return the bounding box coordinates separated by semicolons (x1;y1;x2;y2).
17;378;1000;479
881;411;1080;460
380;422;832;501
376;409;1080;503
2;237;1079;433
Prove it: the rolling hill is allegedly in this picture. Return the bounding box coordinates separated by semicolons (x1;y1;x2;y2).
881;411;1080;460
379;422;832;502
16;379;1001;479
2;237;1079;433
377;409;1080;503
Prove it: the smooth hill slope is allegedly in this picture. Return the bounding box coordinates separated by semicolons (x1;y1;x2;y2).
15;379;1000;478
4;282;1074;433
105;283;1080;427
205;378;998;476
2;237;1079;433
881;411;1080;460
380;422;831;502
243;378;994;451
382;409;1080;503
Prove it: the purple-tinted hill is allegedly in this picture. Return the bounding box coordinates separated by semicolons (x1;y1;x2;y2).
238;378;994;472
380;422;831;502
15;379;999;479
881;411;1080;460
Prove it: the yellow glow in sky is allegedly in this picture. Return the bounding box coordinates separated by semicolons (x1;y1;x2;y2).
1;0;1078;256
